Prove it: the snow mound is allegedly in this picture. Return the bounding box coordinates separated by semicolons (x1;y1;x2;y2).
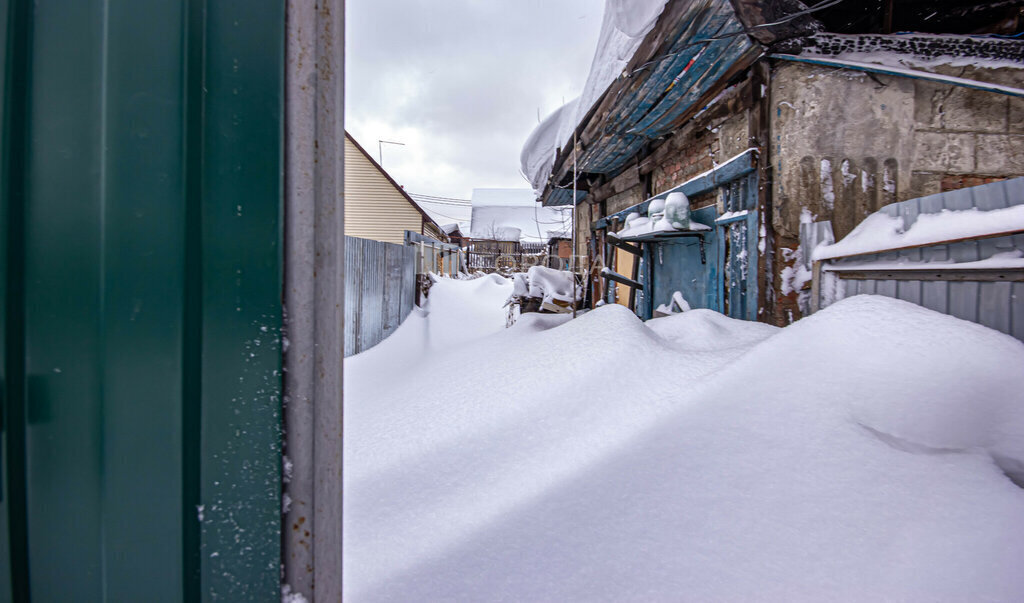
506;312;572;334
345;276;512;371
646;308;779;351
346;289;1024;601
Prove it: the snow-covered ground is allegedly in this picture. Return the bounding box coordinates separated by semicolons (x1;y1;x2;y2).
344;277;1024;601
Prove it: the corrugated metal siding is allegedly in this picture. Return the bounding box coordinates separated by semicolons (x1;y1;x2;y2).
344;236;417;357
344;138;424;244
814;177;1024;342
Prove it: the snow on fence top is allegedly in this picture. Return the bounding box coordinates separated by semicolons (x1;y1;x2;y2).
813;204;1024;261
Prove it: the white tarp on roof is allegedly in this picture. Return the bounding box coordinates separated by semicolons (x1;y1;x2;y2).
520;0;669;194
410;193;473;232
469;188;571;243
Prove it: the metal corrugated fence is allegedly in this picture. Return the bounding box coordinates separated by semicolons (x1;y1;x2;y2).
345;236;417;357
809;177;1024;342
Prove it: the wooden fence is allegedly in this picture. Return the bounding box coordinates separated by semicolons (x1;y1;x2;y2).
344;236;417;357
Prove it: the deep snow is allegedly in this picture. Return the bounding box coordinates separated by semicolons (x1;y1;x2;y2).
344;277;1024;601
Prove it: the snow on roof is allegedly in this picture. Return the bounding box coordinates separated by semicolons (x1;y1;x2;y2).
793;32;1024;71
345;278;1024;600
520;0;669;194
469;205;570;244
410;193;473;231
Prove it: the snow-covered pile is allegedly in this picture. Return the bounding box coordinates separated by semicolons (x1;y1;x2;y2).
510;266;581;306
653;290;690;316
520;0;669;193
345;280;1024;601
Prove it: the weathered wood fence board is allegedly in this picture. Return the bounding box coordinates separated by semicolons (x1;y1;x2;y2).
344;236;417;357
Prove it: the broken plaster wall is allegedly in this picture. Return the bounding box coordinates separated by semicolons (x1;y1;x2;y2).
769;59;1024;324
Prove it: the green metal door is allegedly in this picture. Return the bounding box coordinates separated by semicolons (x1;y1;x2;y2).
1;1;284;600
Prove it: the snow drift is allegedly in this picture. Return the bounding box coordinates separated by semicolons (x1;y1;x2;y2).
345;278;1024;601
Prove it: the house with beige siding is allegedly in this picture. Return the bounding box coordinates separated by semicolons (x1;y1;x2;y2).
344;132;446;244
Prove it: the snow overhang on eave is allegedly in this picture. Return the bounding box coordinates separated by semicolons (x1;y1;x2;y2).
540;0;765;207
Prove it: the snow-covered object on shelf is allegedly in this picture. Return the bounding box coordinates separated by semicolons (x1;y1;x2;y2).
662;192;691;230
813;204;1024;261
614;211;709;240
653;291;691;317
647;196;666;220
520;0;669;194
345;283;1024;601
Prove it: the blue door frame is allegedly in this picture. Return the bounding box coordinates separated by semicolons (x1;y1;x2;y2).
598;151;760;321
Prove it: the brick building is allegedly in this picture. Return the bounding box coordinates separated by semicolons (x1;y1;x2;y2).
524;0;1024;325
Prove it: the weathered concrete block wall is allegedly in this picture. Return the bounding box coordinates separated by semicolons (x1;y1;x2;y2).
769;59;1024;323
912;65;1024;193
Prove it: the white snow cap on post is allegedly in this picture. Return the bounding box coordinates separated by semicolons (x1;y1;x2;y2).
520;0;669;194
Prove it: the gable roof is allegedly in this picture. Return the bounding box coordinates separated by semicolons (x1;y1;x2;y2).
344;132;443;233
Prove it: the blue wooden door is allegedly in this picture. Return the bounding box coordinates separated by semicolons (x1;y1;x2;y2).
716;173;759;321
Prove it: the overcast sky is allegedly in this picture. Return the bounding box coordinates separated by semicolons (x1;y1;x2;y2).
345;0;605;200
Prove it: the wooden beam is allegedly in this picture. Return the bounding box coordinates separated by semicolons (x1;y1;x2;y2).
601;268;644;291
609;238;643;256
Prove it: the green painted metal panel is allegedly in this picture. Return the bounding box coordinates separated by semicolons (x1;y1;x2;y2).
0;0;283;600
198;1;284;599
0;0;11;600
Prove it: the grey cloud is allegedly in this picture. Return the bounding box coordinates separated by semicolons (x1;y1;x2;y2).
346;0;604;197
